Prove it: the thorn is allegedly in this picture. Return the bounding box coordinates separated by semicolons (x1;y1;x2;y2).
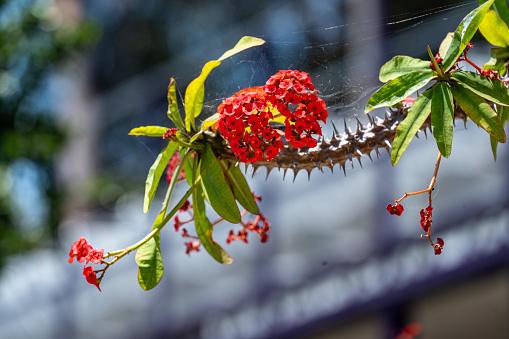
265;167;273;181
283;168;288;180
331;121;340;138
292;169;298;183
355;117;363;133
384;139;392;149
344;119;351;135
357;157;363;168
340;162;346;176
306;169;312;181
252;165;259;178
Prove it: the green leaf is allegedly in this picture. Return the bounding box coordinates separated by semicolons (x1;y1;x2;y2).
431;82;455;157
442;0;495;71
491;105;509;160
391;89;433;165
450;82;506;142
365;69;436;113
222;161;259;215
439;32;454;58
483;47;509;76
451;71;509;106
200;143;241;223
193;185;233;264
167;78;185;130
184;36;265;131
144;142;179;213
217;36;265;61
136;233;163;290
480;10;509;47
129;126;169;137
379;56;430;83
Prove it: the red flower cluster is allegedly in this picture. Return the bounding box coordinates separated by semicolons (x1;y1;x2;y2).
226;213;271;244
386;203;404;216
420;206;433;232
430;53;443;71
166;152;187;184
68;237;103;291
263;70;327;149
217;70;328;162
185;241;201;255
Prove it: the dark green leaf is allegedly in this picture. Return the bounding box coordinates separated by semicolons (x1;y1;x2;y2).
379;56;429;83
490;105;509;160
451;71;509;106
167;78;185;130
200;143;241;223
451;82;506;142
431;82;454;157
129;126;169;137
144;142;179;213
391;89;433;165
222;161;259;215
442;0;495;71
365;69;435;113
193;185;233;264
136;233;163;290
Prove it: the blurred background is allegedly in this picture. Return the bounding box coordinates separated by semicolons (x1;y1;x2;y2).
1;0;509;338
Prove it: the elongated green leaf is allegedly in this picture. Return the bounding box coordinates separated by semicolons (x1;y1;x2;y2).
136;233;163;290
431;82;454;157
167;78;185;130
193;185;233;264
185;60;220;131
200;144;241;223
483;47;509;76
222;161;259;215
442;0;495;71
451;71;509;106
391;89;433;165
379;56;430;83
365;69;435;113
129;126;168;137
480;10;509;47
184;36;265;131
491;105;509;160
451;82;506;142
218;36;265;61
144;142;179;213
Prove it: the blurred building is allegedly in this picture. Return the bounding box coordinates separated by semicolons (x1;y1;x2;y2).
1;0;509;339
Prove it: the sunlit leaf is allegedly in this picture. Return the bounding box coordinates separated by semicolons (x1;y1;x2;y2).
193;185;233;264
167;78;185;130
431;82;454;157
144;142;179;213
480;10;509;47
442;0;495;71
222;161;259;215
439;32;454;57
365;69;435;113
379;56;429;83
391;89;433;165
200;143;241;223
479;0;509;26
129;126;168;137
451;82;506;142
451;71;509;106
136;233;163;291
217;36;265;61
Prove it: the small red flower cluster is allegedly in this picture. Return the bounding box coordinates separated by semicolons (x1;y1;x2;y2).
386;203;404;216
217;70;328;162
68;237;103;291
162;128;178;139
433;237;444;255
226;213;271;244
430;53;443;71
166;152;187;184
481;69;499;80
420;206;433;232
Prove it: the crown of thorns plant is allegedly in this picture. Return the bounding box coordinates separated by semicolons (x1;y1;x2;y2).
68;0;509;291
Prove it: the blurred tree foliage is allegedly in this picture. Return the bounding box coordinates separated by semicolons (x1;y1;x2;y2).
0;0;99;267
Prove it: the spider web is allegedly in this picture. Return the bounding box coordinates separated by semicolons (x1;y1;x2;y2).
173;1;478;132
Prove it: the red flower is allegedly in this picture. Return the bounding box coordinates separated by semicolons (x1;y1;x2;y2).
386;203;404;216
179;200;191;212
420;206;433;232
185;241;201;255
434;238;444;255
83;266;101;291
68;237;87;263
86;249;104;264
